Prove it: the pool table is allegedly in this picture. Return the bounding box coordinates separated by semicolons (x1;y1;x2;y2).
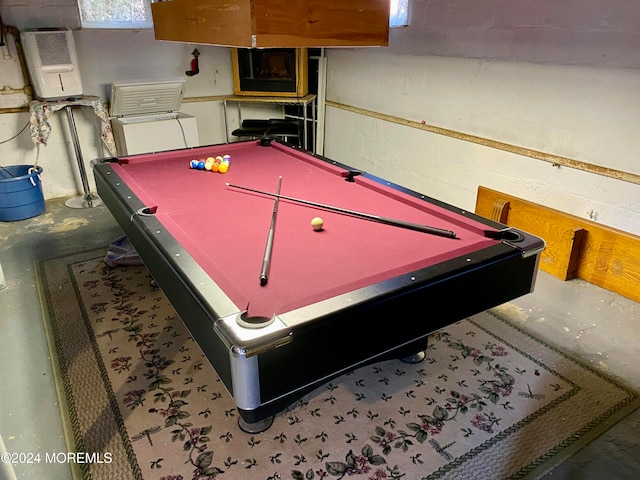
93;139;545;432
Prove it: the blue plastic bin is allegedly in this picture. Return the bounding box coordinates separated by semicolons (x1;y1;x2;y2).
0;165;45;221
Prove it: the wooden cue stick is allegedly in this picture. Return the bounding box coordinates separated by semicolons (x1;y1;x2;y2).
226;182;457;239
260;176;282;286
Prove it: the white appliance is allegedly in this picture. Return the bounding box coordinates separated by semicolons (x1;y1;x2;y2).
20;27;83;100
110;78;199;156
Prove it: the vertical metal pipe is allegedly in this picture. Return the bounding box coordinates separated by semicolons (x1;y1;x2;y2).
65;106;91;199
63;106;102;208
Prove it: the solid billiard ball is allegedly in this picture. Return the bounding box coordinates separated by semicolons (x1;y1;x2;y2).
197;160;205;170
311;217;324;231
218;163;229;174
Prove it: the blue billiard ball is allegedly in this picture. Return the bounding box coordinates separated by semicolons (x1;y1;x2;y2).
190;160;198;169
197;160;205;170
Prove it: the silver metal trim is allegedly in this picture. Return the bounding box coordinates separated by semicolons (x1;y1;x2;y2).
213;313;292;358
214;313;292;410
229;354;260;409
501;227;546;259
130;206;156;222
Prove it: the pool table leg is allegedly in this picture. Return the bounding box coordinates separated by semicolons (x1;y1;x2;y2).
397;337;429;364
238;415;274;434
400;351;426;363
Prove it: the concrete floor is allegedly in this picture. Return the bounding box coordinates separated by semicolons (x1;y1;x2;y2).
0;197;638;479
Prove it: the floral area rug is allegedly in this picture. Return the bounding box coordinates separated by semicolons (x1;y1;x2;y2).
38;249;639;480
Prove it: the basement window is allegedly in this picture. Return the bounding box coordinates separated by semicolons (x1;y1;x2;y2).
78;0;153;29
390;0;409;27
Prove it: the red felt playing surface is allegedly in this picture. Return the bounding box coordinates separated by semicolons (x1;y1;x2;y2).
113;142;498;318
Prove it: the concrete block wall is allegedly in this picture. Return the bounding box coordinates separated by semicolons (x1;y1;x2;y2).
318;0;640;237
393;0;640;68
323;50;640;236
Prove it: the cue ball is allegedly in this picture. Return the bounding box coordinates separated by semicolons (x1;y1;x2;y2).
311;217;324;231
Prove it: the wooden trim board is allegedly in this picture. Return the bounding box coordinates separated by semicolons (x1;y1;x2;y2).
326;100;640;186
475;186;640;303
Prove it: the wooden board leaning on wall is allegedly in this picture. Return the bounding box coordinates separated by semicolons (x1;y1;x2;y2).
475;186;640;303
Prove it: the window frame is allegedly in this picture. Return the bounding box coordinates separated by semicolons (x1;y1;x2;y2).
77;0;154;30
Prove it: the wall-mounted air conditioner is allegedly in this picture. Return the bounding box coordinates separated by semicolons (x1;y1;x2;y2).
20;27;83;100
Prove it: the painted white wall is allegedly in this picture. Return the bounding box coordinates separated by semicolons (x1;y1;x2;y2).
319;0;640;237
391;0;640;69
323;50;640;235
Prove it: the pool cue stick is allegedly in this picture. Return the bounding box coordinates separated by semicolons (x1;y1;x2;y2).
260;176;282;286
226;182;457;239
